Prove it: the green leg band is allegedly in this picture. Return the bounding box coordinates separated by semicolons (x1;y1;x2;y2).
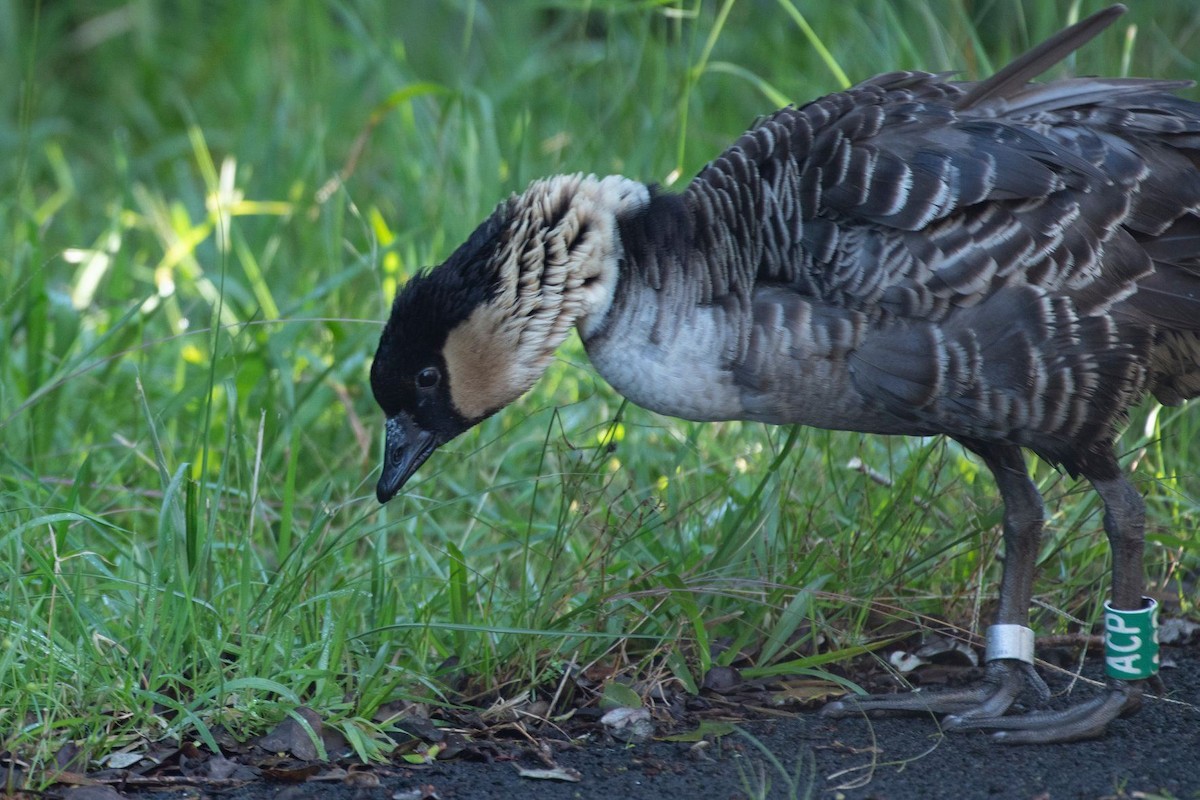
1104;597;1159;680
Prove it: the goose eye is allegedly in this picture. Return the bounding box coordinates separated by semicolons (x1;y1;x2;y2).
416;367;441;389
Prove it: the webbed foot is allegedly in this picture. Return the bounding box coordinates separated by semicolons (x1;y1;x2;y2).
823;659;1146;744
946;680;1142;744
821;658;1044;720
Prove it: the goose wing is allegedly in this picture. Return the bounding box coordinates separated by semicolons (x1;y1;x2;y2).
693;42;1200;463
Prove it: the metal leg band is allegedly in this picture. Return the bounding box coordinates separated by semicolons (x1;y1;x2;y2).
985;624;1036;665
1104;597;1160;680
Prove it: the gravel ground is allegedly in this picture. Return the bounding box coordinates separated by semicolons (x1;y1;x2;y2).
88;643;1200;800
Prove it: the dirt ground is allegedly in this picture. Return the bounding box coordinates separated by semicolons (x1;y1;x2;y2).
58;642;1200;800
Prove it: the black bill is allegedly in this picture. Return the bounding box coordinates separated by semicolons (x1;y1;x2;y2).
376;412;440;503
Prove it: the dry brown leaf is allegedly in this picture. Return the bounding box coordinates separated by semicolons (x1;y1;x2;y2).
515;765;583;783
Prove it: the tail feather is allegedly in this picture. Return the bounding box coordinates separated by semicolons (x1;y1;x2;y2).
955;5;1128;111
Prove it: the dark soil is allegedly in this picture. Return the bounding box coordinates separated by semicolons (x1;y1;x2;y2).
54;644;1200;800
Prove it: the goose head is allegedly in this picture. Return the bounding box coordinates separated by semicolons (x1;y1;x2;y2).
370;173;649;503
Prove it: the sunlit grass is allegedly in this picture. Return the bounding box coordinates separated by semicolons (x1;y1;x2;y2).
1;0;1198;785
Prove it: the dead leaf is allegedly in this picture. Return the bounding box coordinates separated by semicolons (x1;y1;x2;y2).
344;768;381;787
1161;617;1200;646
261;762;322;782
889;650;928;673
701;665;742;693
257;707;324;761
97;751;145;770
306;767;349;781
393;714;444;744
600;707;654;743
516;765;583;782
192;754;258;781
915;634;978;666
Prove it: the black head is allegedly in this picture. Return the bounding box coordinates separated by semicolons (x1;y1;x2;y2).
370;206;510;502
368;173;647;503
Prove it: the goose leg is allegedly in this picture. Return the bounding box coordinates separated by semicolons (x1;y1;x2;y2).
824;444;1157;742
824;442;1049;721
950;464;1151;743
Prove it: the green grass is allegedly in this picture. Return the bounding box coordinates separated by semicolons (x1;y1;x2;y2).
2;0;1199;785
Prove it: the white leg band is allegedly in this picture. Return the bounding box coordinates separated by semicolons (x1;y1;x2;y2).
985;624;1036;664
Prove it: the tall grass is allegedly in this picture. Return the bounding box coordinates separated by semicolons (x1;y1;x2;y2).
2;0;1198;781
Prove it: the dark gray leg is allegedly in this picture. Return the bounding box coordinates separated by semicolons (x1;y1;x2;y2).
824;443;1155;743
950;455;1148;743
823;442;1047;720
1093;474;1146;611
984;445;1045;628
944;443;1050;722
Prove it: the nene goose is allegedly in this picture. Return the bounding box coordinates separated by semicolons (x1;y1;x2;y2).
370;5;1200;743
